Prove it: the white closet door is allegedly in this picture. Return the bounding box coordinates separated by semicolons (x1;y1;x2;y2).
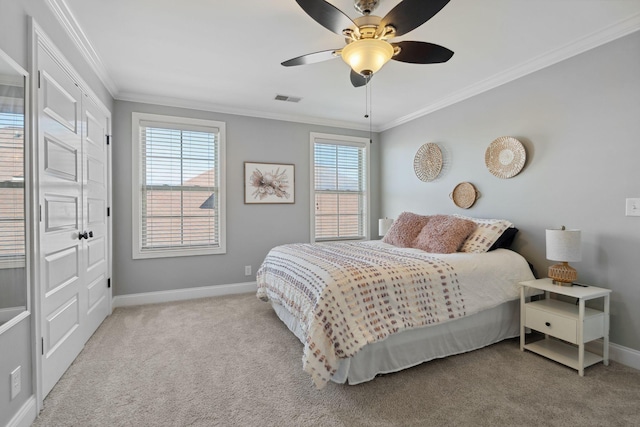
81;96;109;342
37;46;86;397
37;46;110;397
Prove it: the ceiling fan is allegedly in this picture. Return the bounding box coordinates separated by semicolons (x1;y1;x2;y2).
282;0;454;87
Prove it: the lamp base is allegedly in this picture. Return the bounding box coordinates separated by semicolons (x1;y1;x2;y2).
548;262;577;286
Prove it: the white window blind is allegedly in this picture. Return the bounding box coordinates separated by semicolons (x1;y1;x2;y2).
133;113;226;258
0;99;25;266
312;134;368;241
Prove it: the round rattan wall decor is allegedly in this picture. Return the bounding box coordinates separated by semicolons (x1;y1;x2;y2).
485;136;526;179
450;182;478;209
413;143;443;182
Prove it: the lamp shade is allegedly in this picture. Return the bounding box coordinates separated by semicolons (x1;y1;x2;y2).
341;39;394;76
379;218;394;236
546;228;581;262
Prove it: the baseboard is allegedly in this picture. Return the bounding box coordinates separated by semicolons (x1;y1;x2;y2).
585;339;640;371
6;395;37;427
607;341;640;371
111;281;257;308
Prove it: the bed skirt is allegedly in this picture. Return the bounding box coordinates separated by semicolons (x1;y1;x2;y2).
271;298;521;385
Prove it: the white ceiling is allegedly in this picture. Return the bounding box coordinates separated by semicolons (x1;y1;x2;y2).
54;0;640;131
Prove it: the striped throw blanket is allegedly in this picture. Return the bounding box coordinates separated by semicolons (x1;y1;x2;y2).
256;242;467;388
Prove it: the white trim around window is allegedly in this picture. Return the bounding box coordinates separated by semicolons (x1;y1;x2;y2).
309;132;370;243
131;112;226;259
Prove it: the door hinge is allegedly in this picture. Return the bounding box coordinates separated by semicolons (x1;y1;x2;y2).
41;337;44;355
106;135;111;145
107;278;111;288
107;207;110;217
38;71;41;89
39;204;42;222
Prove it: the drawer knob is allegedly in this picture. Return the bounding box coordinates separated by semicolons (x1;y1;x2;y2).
545;322;551;327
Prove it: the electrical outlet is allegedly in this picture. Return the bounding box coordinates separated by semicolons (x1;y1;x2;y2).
626;198;640;217
244;265;252;276
10;366;21;400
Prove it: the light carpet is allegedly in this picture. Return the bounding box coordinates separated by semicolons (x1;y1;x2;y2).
33;293;640;426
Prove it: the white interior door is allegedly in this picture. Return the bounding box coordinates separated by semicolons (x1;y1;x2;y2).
37;46;85;397
81;96;109;342
37;45;110;397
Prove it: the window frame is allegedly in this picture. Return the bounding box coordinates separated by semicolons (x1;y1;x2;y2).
309;132;370;243
131;112;226;259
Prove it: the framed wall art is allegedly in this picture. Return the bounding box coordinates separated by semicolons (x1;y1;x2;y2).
244;162;295;204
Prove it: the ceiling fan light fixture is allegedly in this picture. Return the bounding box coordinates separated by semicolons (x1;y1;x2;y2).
341;38;394;77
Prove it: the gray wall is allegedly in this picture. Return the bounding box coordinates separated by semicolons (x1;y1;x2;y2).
1;0;114;423
112;100;381;296
0;317;32;426
379;32;640;352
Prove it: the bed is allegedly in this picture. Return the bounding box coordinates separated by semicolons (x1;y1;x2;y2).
256;214;537;388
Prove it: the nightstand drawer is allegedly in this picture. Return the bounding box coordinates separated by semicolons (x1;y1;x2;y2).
525;304;577;343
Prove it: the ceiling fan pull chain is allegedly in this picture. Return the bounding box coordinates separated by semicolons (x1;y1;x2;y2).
364;77;369;119
367;78;373;144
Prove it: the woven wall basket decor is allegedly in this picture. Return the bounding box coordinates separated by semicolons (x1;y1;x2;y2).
450;182;478;209
413;143;443;182
485;136;526;179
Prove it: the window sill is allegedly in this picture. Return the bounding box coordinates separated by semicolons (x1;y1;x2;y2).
132;246;226;260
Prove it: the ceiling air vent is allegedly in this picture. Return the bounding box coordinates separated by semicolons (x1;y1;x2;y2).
274;94;301;103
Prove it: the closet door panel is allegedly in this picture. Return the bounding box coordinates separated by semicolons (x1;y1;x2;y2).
40;69;79;134
81;96;109;342
37;46;85;398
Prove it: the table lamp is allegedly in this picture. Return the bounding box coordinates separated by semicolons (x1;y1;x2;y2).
378;218;394;237
546;226;581;285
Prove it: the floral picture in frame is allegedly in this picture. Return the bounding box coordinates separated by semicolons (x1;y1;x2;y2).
244;162;295;204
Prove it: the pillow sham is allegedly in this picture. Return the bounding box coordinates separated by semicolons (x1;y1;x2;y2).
489;227;519;251
412;215;476;254
453;214;514;253
382;212;431;248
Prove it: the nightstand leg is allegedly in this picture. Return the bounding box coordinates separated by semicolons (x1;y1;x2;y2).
603;294;610;366
520;286;525;351
578;299;585;376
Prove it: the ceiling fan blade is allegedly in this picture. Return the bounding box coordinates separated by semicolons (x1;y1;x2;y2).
350;69;372;87
380;0;451;37
391;41;454;64
295;0;355;35
281;49;340;66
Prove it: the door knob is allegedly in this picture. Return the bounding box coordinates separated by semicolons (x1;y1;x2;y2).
78;231;88;240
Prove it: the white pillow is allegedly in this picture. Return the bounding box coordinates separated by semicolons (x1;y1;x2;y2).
453;214;514;253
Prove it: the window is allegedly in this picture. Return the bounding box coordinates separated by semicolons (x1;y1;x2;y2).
310;132;369;242
132;113;226;259
0;102;25;268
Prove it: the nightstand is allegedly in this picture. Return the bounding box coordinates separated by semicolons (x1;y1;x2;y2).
520;278;611;376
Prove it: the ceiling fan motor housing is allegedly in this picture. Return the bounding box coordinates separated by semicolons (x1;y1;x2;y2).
354;0;380;15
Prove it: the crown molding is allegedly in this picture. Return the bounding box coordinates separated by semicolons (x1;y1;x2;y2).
116;91;377;132
380;12;640;132
45;0;639;133
44;0;118;97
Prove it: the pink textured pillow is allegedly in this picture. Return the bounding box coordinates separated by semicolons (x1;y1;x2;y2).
412;215;477;254
382;212;431;248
